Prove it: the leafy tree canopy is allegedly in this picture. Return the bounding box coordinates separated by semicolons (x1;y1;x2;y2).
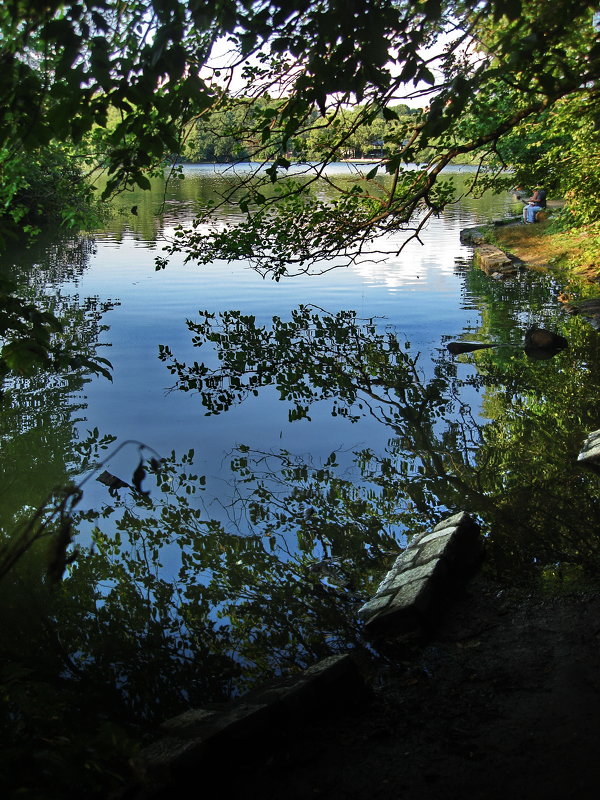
1;1;598;271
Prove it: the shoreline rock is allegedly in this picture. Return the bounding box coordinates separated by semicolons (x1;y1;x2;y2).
563;297;600;330
460;223;525;278
358;512;484;637
473;244;523;277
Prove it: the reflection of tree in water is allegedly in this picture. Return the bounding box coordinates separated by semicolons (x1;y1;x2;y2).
454;260;600;577
47;303;598;714
3;294;600;792
160;303;600;579
464;262;566;342
3;231;97;287
471;314;600;578
0;233;127;795
1;233;118;534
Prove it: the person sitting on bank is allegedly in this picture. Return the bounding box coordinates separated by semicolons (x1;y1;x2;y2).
529;185;547;208
521;185;547;223
523;199;543;223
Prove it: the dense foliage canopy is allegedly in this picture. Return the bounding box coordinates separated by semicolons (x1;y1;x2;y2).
1;1;599;265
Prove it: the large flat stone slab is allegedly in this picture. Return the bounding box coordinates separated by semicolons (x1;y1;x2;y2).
130;654;369;795
359;512;483;637
577;429;600;474
473;245;519;276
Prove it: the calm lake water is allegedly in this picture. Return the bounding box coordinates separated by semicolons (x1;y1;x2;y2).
3;164;600;704
60;166;530;515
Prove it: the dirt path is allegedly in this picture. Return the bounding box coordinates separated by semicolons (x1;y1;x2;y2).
214;576;600;800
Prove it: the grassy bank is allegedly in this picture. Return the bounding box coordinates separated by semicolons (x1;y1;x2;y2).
493;218;600;286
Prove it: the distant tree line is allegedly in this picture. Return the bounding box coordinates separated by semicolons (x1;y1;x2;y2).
181;101;421;163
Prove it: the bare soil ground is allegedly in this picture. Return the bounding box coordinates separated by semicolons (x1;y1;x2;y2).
219;575;600;800
494;218;600;283
495;220;562;271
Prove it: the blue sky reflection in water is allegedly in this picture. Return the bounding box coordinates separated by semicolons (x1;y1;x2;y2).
67;166;520;528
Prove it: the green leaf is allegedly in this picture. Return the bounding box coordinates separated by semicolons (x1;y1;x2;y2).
135;175;152;191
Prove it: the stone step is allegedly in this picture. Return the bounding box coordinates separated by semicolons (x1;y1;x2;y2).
473;245;520;276
128;654;369;797
358;512;484;637
577;429;600;474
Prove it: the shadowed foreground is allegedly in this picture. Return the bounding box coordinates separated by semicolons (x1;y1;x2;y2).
131;575;600;800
